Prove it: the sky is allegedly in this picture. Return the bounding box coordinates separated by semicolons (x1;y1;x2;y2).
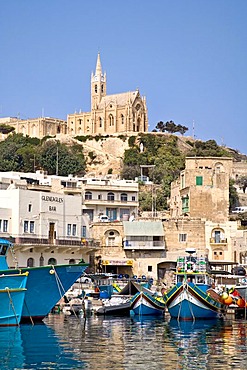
0;0;247;154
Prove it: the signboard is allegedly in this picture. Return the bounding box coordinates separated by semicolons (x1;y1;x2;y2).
102;260;133;266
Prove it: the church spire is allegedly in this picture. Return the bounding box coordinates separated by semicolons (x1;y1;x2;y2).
91;53;106;110
95;53;102;76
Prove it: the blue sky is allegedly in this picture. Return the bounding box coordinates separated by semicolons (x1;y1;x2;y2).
1;0;247;154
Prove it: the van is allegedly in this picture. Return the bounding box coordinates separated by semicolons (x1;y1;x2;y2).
232;206;247;214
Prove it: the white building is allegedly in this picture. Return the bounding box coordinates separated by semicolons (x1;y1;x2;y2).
0;188;90;268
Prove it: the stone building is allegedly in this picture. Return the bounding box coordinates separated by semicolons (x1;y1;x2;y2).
169;157;233;223
67;53;148;136
0;117;67;139
167;157;240;267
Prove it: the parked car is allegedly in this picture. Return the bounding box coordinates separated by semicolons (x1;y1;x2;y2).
98;214;109;222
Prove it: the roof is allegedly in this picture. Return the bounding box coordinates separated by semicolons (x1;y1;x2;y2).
98;91;138;108
123;221;164;236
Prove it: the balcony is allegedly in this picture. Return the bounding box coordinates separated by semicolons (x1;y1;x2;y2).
83;198;139;207
209;238;228;246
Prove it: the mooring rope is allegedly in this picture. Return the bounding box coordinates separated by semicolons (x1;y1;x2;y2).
7;289;19;326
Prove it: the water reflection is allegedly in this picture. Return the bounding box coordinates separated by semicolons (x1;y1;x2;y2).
1;314;247;369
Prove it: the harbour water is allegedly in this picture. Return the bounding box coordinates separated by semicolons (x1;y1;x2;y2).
2;313;247;369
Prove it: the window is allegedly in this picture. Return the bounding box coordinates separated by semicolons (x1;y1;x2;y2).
101;84;104;93
109;114;114;126
28;204;32;212
121;114;124;124
24;221;29;233
48;258;57;265
39;254;44;267
30;221;35;233
182;196;189;213
98;194;102;200
83;209;94;221
179;233;187;242
95;84;97;93
107;192;115;201
27;257;34;267
181;174;185;188
121;193;127;202
3;220;8;232
67;224;71;236
196;176;203;186
99;117;102;127
85;191;92;200
82;226;87;238
148;266;152;272
132;196;136;201
72;224;77;236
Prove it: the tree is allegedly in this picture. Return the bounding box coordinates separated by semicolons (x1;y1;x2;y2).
236;176;247;193
38;141;86;176
229;179;239;210
152;120;188;135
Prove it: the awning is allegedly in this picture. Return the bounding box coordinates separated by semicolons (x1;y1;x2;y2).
102;259;133;266
123;221;164;236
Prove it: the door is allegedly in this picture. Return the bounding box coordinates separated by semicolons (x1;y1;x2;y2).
49;222;55;244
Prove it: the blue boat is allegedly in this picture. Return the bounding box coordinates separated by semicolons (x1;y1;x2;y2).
163;248;226;321
0;272;28;326
130;290;166;316
0;239;88;322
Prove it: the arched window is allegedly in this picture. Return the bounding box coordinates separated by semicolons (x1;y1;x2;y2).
95;84;98;93
85;191;92;200
121;193;127;202
48;258;57;265
69;259;76;264
109;114;114;126
39;254;44;267
101;84;104;93
27;257;34;267
99;117;102;127
121;114;124;124
107;192;115;201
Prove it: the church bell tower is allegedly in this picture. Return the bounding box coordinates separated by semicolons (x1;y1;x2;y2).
91;53;106;110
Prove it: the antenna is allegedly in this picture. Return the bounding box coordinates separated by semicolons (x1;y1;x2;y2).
56;146;59;175
192;120;195;140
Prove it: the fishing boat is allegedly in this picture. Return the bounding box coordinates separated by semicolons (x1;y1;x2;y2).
163;248;226;321
0;238;88;322
130;290;166;316
95;295;131;316
0;272;28;326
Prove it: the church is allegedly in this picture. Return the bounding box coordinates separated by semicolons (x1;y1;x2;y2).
67;53;148;136
0;54;148;139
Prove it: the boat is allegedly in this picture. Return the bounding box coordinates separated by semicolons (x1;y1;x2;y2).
0;272;28;326
163;248;226;321
130;290;166;316
0;238;88;322
95;295;131;316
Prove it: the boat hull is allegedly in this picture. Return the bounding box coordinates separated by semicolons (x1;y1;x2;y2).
164;283;224;321
0;273;28;326
130;291;165;316
0;264;88;322
0;288;27;326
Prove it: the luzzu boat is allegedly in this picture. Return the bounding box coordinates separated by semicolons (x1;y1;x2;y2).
0;272;28;326
0;239;88;322
163;248;226;321
130;289;166;316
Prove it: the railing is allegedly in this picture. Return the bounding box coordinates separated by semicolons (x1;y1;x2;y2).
210;238;227;244
123;240;165;250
